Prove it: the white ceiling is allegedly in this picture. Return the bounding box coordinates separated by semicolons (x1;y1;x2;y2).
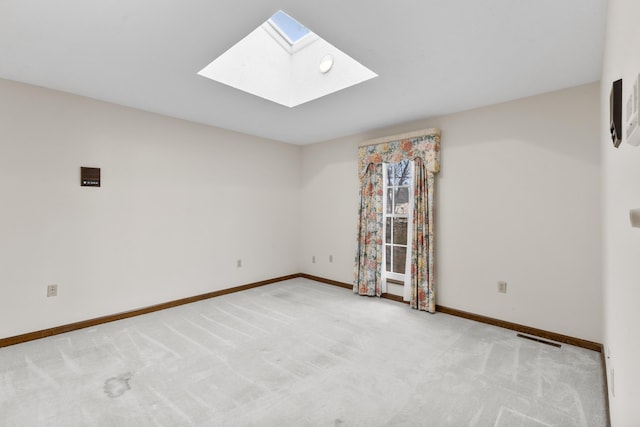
0;0;607;145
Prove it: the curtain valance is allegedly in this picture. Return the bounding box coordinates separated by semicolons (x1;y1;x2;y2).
358;128;441;178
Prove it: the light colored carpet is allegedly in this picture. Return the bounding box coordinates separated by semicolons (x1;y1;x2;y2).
0;278;606;426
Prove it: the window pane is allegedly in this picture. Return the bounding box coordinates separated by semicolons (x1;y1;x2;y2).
389;160;402;185
393;246;407;274
386;164;395;182
390;163;399;186
394;187;410;214
393;218;408;244
385;217;392;243
386;188;393;214
269;11;311;44
385;245;391;272
397;160;411;185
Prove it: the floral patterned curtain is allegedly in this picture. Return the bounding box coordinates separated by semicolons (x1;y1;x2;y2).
411;157;436;312
353;130;440;313
354;163;384;296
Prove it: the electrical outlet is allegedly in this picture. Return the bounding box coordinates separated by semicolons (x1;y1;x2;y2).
47;284;58;297
312;256;316;264
236;259;242;268
329;255;333;263
498;281;507;293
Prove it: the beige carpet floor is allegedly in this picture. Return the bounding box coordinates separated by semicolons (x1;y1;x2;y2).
0;278;606;426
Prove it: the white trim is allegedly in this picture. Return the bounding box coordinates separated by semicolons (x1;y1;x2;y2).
380;163;389;294
403;160;415;302
358;128;441;148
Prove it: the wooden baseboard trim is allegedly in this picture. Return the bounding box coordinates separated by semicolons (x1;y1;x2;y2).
0;274;301;349
380;293;408;304
299;274;351;290
298;275;602;353
299;274;408;304
435;305;602;353
0;272;604;356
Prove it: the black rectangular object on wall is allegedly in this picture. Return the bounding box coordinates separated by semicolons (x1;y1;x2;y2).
610;78;623;148
81;167;101;187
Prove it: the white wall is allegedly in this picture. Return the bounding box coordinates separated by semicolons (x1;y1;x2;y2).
300;83;602;343
0;78;301;339
601;0;640;424
299;137;360;280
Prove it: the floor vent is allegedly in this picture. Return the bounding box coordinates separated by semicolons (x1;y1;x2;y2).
517;333;562;348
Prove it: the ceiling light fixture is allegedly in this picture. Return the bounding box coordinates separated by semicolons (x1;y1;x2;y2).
319;55;334;73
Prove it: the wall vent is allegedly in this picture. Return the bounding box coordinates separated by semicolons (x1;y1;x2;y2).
516;333;561;348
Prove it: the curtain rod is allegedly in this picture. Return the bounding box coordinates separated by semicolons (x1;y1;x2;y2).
358;128;441;148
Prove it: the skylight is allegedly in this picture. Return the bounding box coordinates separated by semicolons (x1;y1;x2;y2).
197;10;377;108
268;11;311;46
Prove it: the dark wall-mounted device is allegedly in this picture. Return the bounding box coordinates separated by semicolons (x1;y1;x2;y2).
81;167;101;187
610;78;623;148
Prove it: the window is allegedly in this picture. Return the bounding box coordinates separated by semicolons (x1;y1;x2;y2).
383;160;412;283
268;10;312;46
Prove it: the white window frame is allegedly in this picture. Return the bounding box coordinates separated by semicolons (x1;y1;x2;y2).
381;161;414;295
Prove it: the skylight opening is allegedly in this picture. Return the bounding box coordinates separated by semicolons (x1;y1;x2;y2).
197;9;378;108
268;10;311;46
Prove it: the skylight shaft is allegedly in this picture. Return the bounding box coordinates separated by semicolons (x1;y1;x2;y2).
198;9;377;107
